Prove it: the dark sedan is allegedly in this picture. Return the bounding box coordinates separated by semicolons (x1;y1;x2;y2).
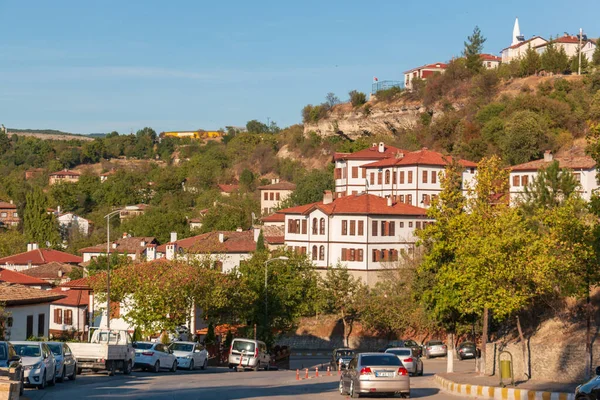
404;339;423;358
330;348;355;371
0;341;24;396
457;342;480;360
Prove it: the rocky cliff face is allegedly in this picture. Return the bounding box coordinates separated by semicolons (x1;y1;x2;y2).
303;99;439;138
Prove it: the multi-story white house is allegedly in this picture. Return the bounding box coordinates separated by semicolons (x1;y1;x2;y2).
334;143;477;207
403;62;447;90
509;151;597;204
534;34;597;62
279;192;431;274
78;233;158;263
49;287;89;340
257;179;296;215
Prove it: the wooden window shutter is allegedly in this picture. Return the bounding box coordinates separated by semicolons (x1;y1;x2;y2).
301;220;307;234
341;248;347;261
358;220;364;235
400;171;405;184
276;192;280;200
408;171;413;184
422;170;428;183
372;220;378;236
342;220;348;235
352;166;358;179
362;168;366;179
512;175;520;187
358;249;364;262
350;220;356;235
378;172;382;185
264;192;268;200
370;173;375;185
393;171;397;183
432;171;437;184
389;221;395;236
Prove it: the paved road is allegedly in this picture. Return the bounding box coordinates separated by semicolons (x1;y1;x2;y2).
22;357;475;400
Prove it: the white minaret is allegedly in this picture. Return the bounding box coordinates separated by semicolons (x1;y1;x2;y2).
512;17;521;45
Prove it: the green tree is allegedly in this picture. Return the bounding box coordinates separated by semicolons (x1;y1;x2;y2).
348;90;367;107
520;45;541;76
246;120;269;134
593;38;600;66
500;110;547;165
0;231;27;258
325;92;340;108
120;208;190;244
286;169;334;207
540;38;569;74
320;264;366;347
0;303;11;340
571;51;589;74
520;160;580;213
463;26;486;74
239;168;255;192
255;230;266;251
23;188;60;246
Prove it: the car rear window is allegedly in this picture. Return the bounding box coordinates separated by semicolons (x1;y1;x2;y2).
387;349;411;356
361;355;401;366
232;340;256;353
48;343;62;356
336;350;354;357
461;343;476;348
133;343;153;350
429;341;443;346
14;344;41;357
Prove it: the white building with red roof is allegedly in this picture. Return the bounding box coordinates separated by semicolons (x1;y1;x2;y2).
0;267;52;289
333;143;477;207
480;54;502;69
278;192;431;280
78;233;158;263
534;34;597;62
49;169;80;185
257;179;296;215
500;18;547;63
49;286;90;339
0;245;83;272
509;151;598;205
403;62;448;90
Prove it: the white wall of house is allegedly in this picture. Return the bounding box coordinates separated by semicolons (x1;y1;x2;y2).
260;189;294;215
82;251;139;263
502;37;548;63
5;303;51;340
49;304;87;335
57;214;90;236
510;167;597;204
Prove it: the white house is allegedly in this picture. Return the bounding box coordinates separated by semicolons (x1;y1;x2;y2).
509;151;597;204
0;246;82;272
278;192;431;282
78;233;158;263
53;211;92;236
480;54;502;69
333;143;477;207
403;62;447;90
0;267;52;290
0;282;66;340
501;18;547;63
153;230;258;273
535;33;597;62
49;287;89;340
257;179;296;215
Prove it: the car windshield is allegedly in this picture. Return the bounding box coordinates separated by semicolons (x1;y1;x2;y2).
232;340;255;353
336;350;354;357
361;355;401;366
0;346;6;360
404;340;417;346
429;341;443;346
387;349;412;356
170;343;194;352
133;343;153;350
14;344;41;357
47;344;62;356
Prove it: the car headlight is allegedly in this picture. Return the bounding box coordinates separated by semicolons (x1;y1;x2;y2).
25;362;42;370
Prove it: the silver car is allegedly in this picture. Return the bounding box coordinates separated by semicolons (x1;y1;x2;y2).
385;347;423;376
340;353;410;398
424;340;447;359
47;342;77;382
12;342;56;389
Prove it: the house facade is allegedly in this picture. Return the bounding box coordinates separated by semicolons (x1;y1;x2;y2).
279;193;431;273
217;184;239;197
0;200;20;228
509;151;597;205
403;62;447;90
49;287;89;339
480;54;502;69
0;282;66;340
20;262;82;286
0;247;82;272
257;179;296;215
78;233;158;263
119;204;150;221
53;212;92;236
534;34;598;62
0;267;52;290
49;169;80;185
333;143;477;207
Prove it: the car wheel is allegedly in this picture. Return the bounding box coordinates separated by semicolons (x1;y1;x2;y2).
339;379;346;395
48;369;56;387
71;365;78;380
419;364;424;376
38;371;46;390
153;361;160;373
170;361;177;372
57;367;65;383
350;380;359;398
123;361;132;375
107;361;116;376
19;375;24;396
188;360;194;371
76;367;82;375
264;363;270;371
201;359;207;370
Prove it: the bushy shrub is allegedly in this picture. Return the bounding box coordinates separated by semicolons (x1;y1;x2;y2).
349;90;367;107
375;87;404;102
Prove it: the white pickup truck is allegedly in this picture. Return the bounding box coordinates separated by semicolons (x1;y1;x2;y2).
68;329;135;376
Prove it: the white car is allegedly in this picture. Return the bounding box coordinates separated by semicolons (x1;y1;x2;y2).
385;347;424;376
12;342;57;389
133;342;177;373
170;341;209;371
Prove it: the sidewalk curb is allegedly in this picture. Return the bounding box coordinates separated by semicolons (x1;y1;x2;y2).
434;375;575;400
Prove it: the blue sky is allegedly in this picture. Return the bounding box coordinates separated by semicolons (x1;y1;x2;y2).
0;0;598;134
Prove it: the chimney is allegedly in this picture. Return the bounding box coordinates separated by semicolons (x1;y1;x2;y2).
323;190;333;205
27;243;32;252
122;232;128;239
253;228;261;242
387;197;393;207
170;232;178;243
31;243;39;250
378;142;385;153
219;233;225;243
236;227;243;232
372;143;377;148
165;243;177;261
140;240;146;247
112;242;117;249
146;245;156;261
544;150;553;162
57;205;61;214
9;200;13;205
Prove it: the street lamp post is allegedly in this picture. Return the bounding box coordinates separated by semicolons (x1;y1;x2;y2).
104;210;121;330
263;256;289;338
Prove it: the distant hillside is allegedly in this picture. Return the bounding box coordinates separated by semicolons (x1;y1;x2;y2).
7;128;94;141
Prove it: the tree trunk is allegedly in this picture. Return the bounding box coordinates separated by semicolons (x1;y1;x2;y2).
479;308;488;376
586;287;592;380
447;332;455;373
341;310;348;348
516;315;529;380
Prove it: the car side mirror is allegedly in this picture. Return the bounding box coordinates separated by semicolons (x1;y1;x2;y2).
595;366;600;376
8;355;20;363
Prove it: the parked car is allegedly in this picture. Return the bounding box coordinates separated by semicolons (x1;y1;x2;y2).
12;341;56;389
0;341;24;396
377;340;405;353
403;339;423;357
47;342;77;382
330;348;355;371
339;352;410;398
576;366;600;399
385;347;424;376
424;340;447;359
133;342;177;372
170;341;208;371
457;342;480;360
227;338;271;371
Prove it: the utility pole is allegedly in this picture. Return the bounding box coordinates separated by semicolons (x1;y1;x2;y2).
578;28;583;76
104;210;121;330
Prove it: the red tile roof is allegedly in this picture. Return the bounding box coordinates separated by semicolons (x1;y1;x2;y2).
51;288;89;307
157;231;257;254
509;155;596;171
0;268;50;286
262;226;285;245
403;62;448;74
217;184;239;193
20;262;81;280
78;237;157;255
502;36;546;51
262;213;285;223
362;148;477;168
0;201;17;209
257;181;297;191
49;169;80;177
60;277;92;289
480;53;501;62
0;282;66;306
333;144;409;162
279;193;428;216
0;249;83;266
